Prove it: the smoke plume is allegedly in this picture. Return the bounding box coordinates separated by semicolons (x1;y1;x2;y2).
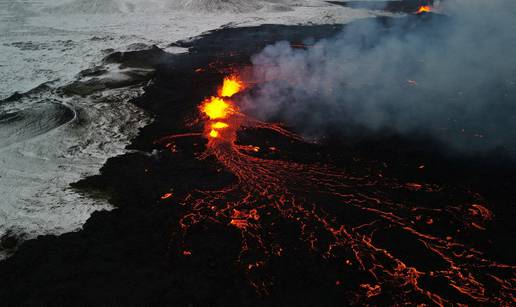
242;0;516;154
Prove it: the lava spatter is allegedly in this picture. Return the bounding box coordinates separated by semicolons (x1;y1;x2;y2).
218;75;245;98
162;74;515;305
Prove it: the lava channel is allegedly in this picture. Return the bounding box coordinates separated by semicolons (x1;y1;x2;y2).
160;73;515;305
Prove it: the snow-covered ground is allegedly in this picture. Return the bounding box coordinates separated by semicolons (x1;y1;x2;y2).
0;0;377;258
0;0;377;98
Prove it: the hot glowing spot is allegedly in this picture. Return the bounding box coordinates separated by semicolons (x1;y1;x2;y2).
212;122;229;129
229;209;260;229
209;129;219;138
161;193;173;200
219;75;245;97
416;5;431;14
230;219;249;229
201;97;233;120
182;250;192;256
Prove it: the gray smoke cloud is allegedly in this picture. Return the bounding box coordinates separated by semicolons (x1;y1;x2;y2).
242;0;516;154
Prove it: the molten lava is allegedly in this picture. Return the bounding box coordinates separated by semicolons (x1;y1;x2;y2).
161;72;515;305
218;75;245;97
200;97;233;120
160;192;173;200
209;129;219;138
200;75;246;141
212;122;229;129
416;5;431;14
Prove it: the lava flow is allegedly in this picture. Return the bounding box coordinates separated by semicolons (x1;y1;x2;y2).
163;74;514;304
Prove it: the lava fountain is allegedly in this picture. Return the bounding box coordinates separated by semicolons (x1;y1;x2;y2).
199;75;242;143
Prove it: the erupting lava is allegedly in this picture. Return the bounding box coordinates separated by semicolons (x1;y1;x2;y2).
199;75;245;140
218;75;245;97
211;122;229;129
416;5;432;14
163;73;515;304
200;96;234;120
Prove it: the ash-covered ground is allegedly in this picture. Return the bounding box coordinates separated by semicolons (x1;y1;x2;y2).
0;12;515;306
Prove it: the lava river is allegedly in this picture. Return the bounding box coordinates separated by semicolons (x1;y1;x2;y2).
159;74;514;305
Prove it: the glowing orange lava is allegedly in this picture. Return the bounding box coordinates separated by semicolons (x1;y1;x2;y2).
201;97;233;120
162;72;515;304
212;122;229;129
209;129;220;138
160;192;173;200
218;75;245;97
200;74;246;140
416;5;431;14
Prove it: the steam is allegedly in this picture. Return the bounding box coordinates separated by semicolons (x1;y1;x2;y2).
242;0;516;154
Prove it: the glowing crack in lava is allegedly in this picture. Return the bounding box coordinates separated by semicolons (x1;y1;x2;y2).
164;74;514;304
416;5;432;14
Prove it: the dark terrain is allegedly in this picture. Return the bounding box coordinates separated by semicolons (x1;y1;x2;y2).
327;0;436;12
0;13;515;306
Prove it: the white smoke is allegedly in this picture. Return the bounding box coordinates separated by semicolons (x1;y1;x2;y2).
242;0;516;154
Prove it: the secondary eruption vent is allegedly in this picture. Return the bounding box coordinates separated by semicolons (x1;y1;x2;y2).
416;5;432;14
160;72;515;304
